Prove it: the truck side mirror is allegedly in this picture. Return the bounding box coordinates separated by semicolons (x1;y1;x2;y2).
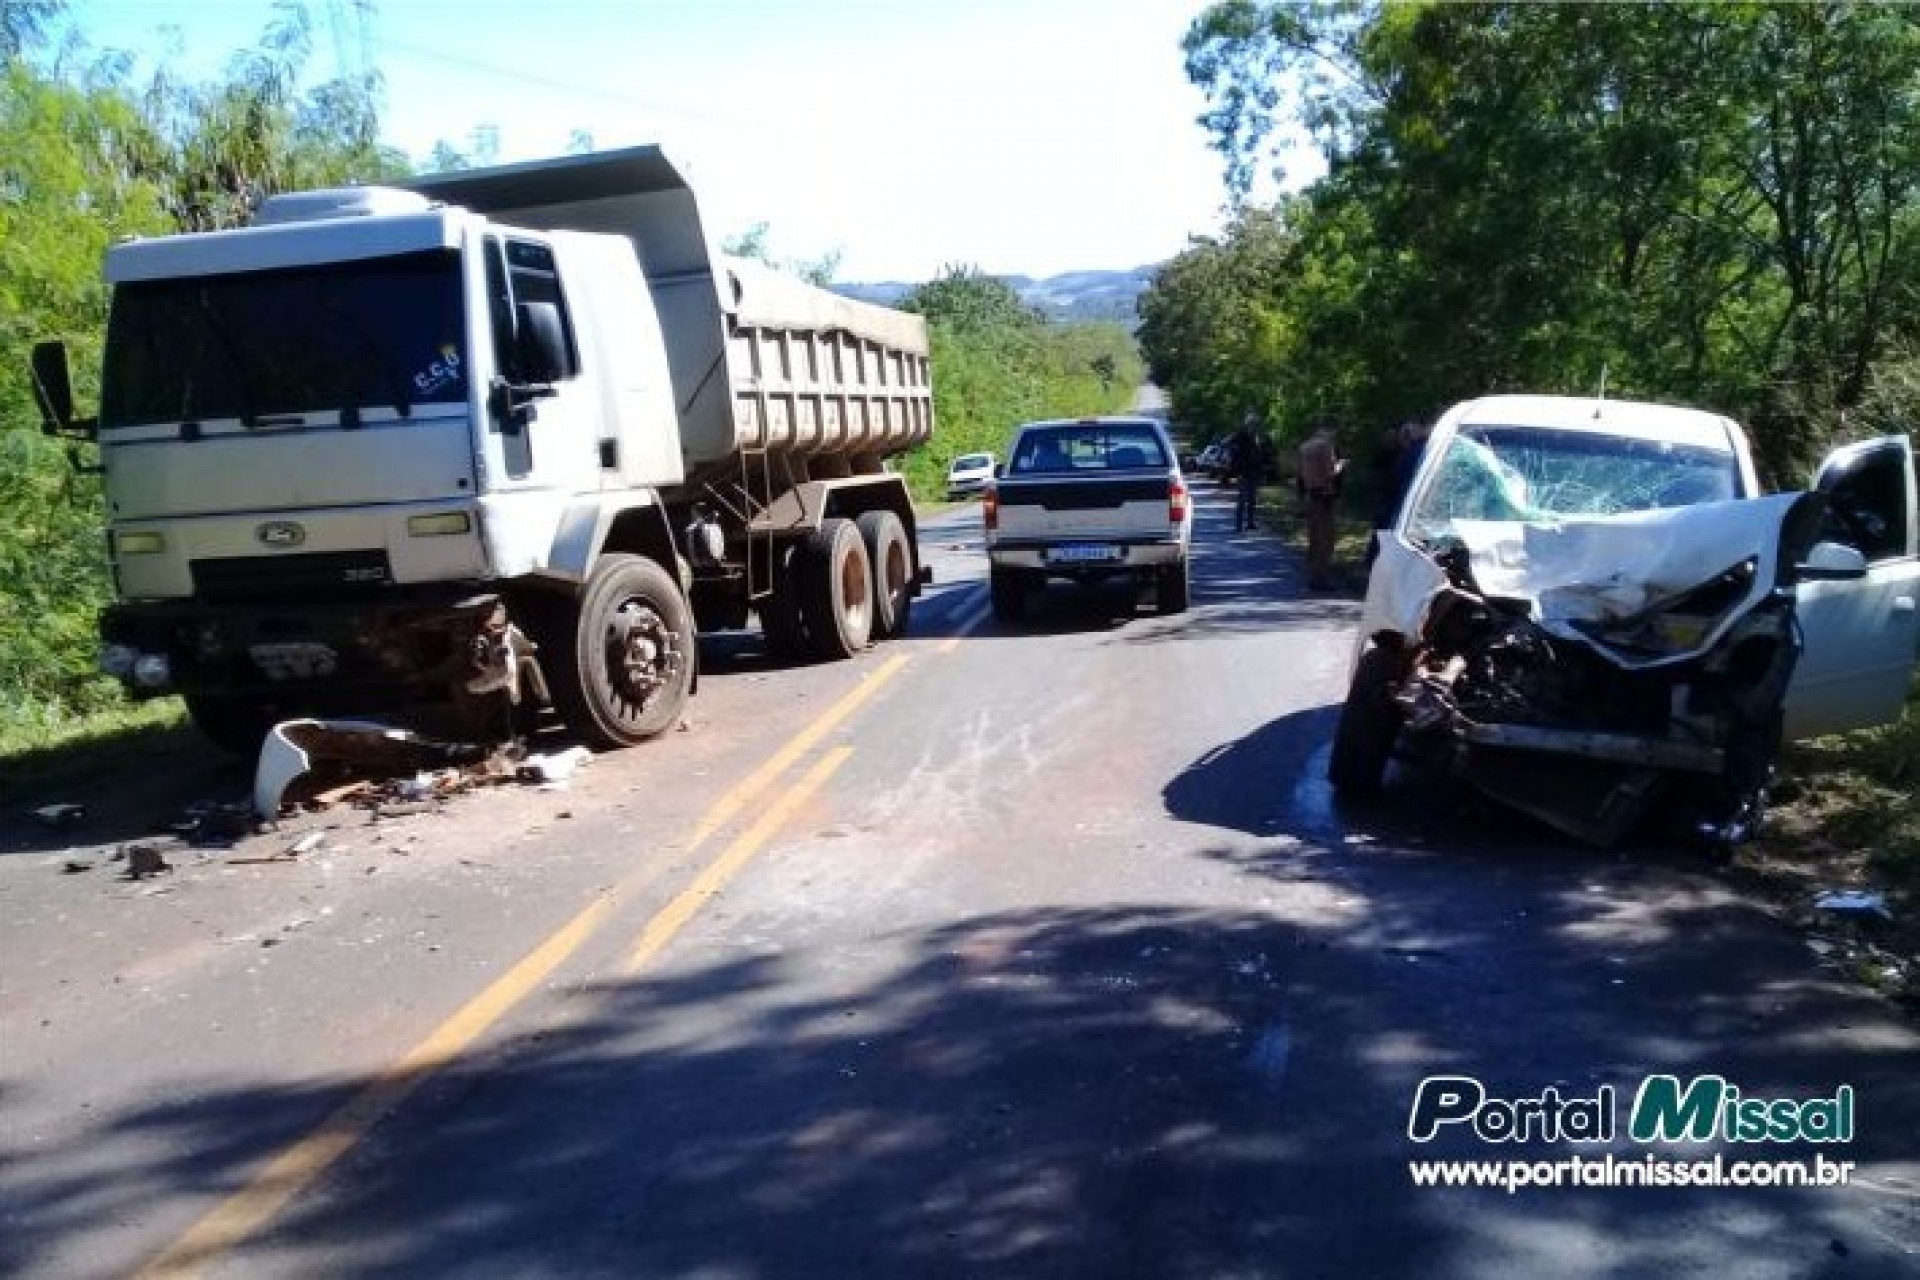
1797;539;1869;581
514;302;572;384
31;340;91;439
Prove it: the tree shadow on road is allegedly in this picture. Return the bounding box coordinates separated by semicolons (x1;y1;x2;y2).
9;884;1918;1277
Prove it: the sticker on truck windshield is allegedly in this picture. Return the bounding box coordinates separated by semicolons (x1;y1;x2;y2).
413;345;464;399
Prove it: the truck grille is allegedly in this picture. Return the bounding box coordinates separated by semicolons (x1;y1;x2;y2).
191;551;393;603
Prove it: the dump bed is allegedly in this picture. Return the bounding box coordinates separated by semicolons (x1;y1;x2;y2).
408;147;932;480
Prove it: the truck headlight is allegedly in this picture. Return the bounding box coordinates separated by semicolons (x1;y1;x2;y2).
132;654;172;689
100;644;139;678
407;512;472;537
115;531;166;555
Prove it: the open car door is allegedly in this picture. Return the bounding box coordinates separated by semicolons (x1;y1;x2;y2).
1785;434;1920;739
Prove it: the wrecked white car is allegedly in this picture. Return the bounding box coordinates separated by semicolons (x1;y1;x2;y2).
1332;394;1918;845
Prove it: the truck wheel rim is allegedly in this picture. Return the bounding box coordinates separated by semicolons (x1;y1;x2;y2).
842;549;871;633
605;598;679;713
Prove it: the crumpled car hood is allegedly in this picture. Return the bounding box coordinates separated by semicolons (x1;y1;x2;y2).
1379;493;1809;669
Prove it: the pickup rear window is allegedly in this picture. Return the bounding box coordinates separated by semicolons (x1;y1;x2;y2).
1009;425;1168;475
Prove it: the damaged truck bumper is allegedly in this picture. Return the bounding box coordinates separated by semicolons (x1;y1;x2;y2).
100;588;548;721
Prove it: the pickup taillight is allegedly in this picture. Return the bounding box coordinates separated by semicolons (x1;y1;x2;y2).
1169;476;1189;526
983;485;998;532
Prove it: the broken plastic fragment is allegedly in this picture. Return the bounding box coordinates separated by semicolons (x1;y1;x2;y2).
1812;890;1891;919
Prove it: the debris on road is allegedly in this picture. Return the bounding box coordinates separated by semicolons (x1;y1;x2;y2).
253;718;496;818
1813;890;1893;919
125;846;172;879
60;859;93;874
165;799;257;846
517;746;593;786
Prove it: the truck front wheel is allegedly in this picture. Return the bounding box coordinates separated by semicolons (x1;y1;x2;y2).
552;554;695;747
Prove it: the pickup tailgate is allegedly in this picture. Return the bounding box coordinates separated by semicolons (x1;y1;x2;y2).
994;474;1172;541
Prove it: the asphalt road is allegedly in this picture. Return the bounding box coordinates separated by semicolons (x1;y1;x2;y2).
3;485;1917;1278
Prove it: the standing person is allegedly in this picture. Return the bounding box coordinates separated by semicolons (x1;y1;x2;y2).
1297;422;1346;589
1229;412;1265;532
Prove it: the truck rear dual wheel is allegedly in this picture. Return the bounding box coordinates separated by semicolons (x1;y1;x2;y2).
802;518;874;660
551;553;695;747
857;510;913;639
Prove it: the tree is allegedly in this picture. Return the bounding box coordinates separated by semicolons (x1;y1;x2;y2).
1173;1;1920;476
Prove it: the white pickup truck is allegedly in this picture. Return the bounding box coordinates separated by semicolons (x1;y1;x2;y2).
1333;393;1918;845
982;415;1192;621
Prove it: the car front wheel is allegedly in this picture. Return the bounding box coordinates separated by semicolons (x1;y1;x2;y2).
1329;643;1405;797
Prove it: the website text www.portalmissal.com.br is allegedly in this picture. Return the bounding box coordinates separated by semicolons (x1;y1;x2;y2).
1409;1153;1855;1194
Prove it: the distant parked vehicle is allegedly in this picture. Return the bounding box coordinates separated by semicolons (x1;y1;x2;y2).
946;452;996;500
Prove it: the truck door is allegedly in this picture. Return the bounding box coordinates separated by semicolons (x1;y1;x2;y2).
482;234;597;492
1784;435;1920;739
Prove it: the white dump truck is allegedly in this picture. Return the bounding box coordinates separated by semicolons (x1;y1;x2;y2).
31;146;933;751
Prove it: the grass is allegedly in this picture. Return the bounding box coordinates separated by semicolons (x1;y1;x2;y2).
1252;484;1375;586
0;696;197;805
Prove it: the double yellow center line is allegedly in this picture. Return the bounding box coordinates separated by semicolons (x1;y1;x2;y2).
140;649;925;1278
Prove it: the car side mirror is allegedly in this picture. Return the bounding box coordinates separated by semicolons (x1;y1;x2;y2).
1797;539;1869;581
993;464;1005;478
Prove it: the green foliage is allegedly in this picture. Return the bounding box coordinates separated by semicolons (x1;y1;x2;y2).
894;267;1143;498
1155;2;1920;480
1;1;403;739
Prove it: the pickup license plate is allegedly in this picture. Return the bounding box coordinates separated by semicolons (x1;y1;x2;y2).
1048;544;1122;564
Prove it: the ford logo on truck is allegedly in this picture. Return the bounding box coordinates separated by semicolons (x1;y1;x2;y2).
256;520;306;548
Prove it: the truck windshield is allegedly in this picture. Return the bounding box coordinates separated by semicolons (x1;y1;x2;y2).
101;250;467;428
1407;424;1740;543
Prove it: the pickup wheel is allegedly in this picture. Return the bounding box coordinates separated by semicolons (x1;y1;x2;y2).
758;542;809;661
184;693;279;756
551;554;694;746
857;510;914;640
801;518;873;659
1157;560;1191;615
989;565;1028;622
1328;643;1404;798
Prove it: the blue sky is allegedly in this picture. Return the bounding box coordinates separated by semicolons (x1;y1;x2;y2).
63;0;1314;283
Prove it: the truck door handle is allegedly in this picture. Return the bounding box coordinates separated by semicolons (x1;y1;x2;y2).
1894;595;1916;614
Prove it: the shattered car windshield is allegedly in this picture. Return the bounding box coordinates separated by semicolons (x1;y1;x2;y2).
101;249;466;427
1407;425;1740;545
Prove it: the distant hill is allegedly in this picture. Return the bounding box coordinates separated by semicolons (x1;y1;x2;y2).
835;266;1157;325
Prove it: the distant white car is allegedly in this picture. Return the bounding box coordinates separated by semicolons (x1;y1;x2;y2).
946;452;996;500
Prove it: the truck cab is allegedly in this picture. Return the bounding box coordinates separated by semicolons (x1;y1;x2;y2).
32;147;932;754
